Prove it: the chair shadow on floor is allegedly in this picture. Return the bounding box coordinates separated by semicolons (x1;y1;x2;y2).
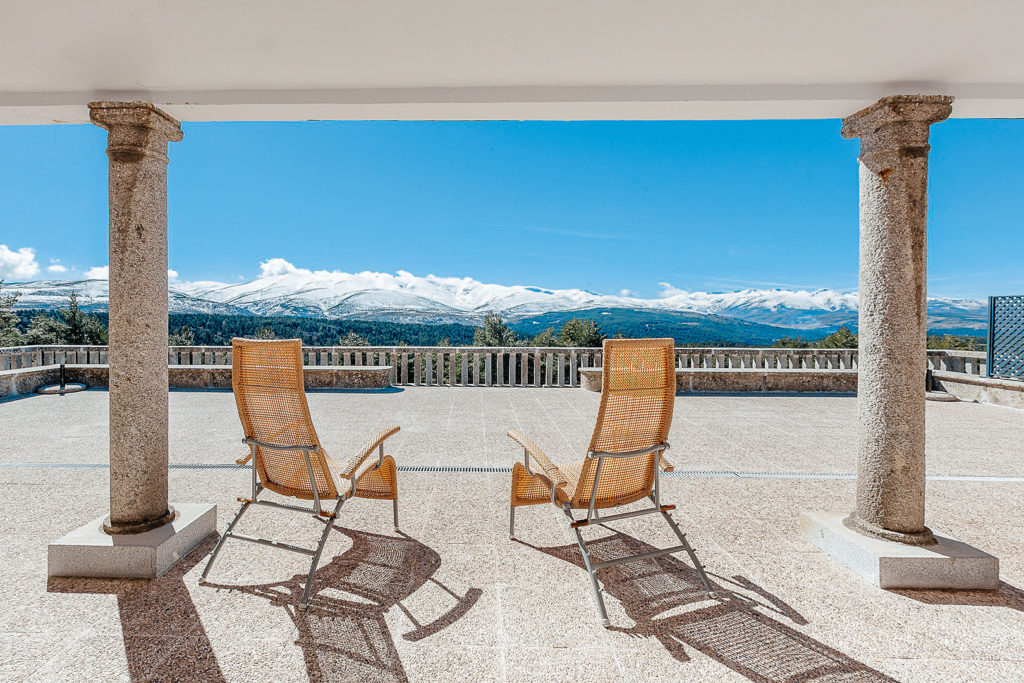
48;534;227;682
524;531;897;683
206;526;482;683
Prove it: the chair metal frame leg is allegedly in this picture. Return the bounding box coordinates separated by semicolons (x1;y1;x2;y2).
558;453;716;627
299;496;346;610
563;503;611;626
201;498;251;582
658;498;715;596
202;444;400;610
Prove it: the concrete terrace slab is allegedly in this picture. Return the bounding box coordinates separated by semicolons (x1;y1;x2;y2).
1;387;1023;681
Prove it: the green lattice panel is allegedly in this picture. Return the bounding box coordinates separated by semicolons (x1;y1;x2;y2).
991;295;1024;380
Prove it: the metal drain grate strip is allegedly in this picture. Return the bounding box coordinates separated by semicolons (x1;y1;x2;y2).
398;465;512;473
1;461;1022;483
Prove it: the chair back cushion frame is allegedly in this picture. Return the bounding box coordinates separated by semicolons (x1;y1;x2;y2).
571;338;675;509
232;338;338;500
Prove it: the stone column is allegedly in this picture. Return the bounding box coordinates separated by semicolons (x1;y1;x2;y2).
89;102;182;534
841;95;952;545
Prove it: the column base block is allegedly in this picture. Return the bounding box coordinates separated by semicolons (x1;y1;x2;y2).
48;503;216;579
800;511;999;590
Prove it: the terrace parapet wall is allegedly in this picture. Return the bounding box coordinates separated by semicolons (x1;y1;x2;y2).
0;345;1000;404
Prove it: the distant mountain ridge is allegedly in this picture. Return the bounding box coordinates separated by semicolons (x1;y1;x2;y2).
6;267;988;334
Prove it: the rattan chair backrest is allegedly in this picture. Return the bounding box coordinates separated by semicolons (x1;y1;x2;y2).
232;338;338;500
572;338;675;508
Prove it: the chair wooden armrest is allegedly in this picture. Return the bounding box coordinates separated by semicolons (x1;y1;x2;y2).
336;426;401;479
506;429;568;487
235;452;252;466
659;453;675;473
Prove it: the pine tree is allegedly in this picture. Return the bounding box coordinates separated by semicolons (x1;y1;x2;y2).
815;326;858;349
530;328;557;347
772;335;810;348
339;331;369;346
25;312;68;344
0;280;23;347
473;312;520;347
557;318;605;347
168;326;195;345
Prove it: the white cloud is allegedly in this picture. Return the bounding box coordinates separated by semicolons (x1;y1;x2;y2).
258;257;309;278
657;282;688;298
83;265;179;281
0;245;41;280
47;264;68;273
619;288;637;297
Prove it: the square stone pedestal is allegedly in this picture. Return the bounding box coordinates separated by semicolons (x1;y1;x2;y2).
800;511;999;589
48;503;217;579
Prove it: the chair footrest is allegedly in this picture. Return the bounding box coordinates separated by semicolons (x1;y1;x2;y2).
591;543;689;570
227;532;317;556
569;504;673;528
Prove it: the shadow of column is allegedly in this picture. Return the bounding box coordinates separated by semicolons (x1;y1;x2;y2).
205;526;480;683
48;534;225;682
529;531;897;682
890;582;1024;610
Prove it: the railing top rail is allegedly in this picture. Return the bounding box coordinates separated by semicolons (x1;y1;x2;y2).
0;344;985;357
926;350;987;359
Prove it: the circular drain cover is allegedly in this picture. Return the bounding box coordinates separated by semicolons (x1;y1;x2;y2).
37;383;87;395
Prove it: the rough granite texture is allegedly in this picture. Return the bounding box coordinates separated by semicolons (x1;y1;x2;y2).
1;389;1022;681
841;95;953;543
0;364;392;396
932;371;1024;410
579;367;858;394
89;101;183;533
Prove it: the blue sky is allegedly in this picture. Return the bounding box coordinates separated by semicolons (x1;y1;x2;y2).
0;119;1021;299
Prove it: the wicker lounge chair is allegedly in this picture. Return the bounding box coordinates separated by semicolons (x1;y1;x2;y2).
201;338;400;609
507;337;714;626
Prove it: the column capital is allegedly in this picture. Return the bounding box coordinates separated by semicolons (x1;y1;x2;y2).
88;101;183;161
841;95;952;172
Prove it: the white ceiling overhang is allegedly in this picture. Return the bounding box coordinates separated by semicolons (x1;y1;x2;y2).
3;0;1022;124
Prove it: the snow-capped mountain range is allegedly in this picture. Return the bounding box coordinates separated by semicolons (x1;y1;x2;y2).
5;262;988;332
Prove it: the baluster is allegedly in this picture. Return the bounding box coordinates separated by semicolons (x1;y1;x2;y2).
570;350;578;387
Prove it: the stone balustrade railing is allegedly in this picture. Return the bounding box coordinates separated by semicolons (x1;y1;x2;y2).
0;344;988;386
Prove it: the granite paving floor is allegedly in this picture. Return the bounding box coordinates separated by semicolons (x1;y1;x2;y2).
2;387;1023;681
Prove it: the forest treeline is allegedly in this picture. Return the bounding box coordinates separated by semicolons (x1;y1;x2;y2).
1;282;985;350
